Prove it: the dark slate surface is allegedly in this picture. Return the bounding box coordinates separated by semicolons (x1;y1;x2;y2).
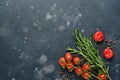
0;0;120;80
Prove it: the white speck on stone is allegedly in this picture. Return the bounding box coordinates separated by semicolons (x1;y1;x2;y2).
53;28;57;32
43;64;55;74
33;22;38;26
78;23;82;26
30;5;34;9
11;78;15;80
81;29;85;32
35;67;38;71
19;52;24;59
38;27;42;31
16;16;20;19
38;55;48;64
23;41;26;43
53;4;57;7
116;69;119;73
6;3;9;6
51;4;57;11
58;26;65;31
59;8;63;13
36;69;44;80
18;49;21;52
24;37;28;40
22;27;29;33
78;13;82;17
115;64;120;68
96;28;100;31
14;47;17;50
66;21;70;26
55;78;62;80
46;13;52;20
53;14;57;18
70;6;73;9
47;45;50;48
75;8;78;11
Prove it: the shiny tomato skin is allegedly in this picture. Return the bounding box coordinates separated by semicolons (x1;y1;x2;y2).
59;57;66;68
98;73;106;80
73;57;81;65
75;67;82;75
93;31;104;42
103;47;113;59
82;63;90;71
65;53;73;62
66;62;74;72
82;72;91;80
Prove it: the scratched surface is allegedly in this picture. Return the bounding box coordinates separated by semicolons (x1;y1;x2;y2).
0;0;120;80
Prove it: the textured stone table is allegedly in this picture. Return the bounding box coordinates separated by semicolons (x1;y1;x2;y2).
0;0;120;80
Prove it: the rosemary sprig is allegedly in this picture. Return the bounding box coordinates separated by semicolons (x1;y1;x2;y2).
66;29;112;80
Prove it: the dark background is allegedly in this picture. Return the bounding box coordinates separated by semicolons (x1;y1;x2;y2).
0;0;120;80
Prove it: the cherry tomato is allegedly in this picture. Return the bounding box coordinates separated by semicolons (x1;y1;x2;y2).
98;73;106;80
103;47;113;59
82;63;90;71
65;53;73;62
73;57;81;65
93;31;104;42
82;72;91;80
66;62;74;72
75;67;82;75
59;57;66;68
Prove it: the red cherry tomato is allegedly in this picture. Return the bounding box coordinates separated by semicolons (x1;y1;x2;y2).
93;31;104;42
103;47;113;59
82;63;90;71
98;73;106;80
82;72;91;80
73;57;81;65
66;62;74;72
59;57;66;68
75;67;82;75
65;53;73;62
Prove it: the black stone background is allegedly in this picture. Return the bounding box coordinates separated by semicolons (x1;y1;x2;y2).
0;0;120;80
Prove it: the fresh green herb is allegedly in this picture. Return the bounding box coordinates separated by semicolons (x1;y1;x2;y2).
66;29;112;80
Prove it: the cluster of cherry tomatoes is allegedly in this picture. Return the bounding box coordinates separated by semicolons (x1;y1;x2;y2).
58;31;113;80
59;53;106;80
94;31;113;59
